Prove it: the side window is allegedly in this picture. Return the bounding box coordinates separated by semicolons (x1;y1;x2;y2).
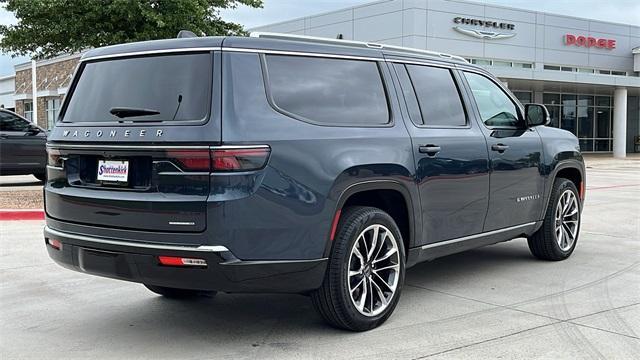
264;55;389;125
464;72;520;127
0;112;31;132
405;64;466;126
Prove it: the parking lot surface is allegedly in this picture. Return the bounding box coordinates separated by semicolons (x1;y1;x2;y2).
1;159;638;359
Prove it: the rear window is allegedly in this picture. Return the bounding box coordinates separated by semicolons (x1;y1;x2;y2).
62;53;212;123
264;55;389;125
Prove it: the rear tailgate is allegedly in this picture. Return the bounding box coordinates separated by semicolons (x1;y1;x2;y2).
46;144;212;233
44;48;221;238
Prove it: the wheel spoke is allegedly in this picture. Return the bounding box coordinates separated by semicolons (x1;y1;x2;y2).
348;270;361;278
370;278;388;306
353;244;365;265
373;264;399;273
368;226;379;261
350;276;365;294
372;271;394;292
373;247;397;264
356;277;368;312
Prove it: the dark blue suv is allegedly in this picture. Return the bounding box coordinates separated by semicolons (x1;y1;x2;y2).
43;33;585;331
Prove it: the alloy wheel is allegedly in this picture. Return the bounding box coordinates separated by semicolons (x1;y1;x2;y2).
347;224;400;317
555;189;579;251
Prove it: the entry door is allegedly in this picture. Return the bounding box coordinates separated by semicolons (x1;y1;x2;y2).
462;71;545;231
393;63;490;245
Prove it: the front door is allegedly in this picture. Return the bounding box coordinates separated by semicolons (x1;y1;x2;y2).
0;111;46;174
462;71;545;231
393;63;490;245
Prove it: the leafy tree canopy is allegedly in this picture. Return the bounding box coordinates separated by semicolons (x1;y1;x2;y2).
0;0;263;58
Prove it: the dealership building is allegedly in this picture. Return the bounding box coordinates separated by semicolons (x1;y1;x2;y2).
252;0;640;156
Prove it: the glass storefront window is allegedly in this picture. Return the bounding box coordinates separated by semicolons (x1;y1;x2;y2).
512;91;532;103
543;92;613;152
579;139;594;152
595;107;610;138
562;105;577;135
543;93;560;105
578;95;594;107
547;105;560;128
577;106;593;138
595;140;610;152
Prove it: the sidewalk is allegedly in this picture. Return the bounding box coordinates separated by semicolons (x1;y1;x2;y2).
583;153;640;169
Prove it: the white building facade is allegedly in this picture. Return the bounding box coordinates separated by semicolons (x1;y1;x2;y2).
252;0;640;155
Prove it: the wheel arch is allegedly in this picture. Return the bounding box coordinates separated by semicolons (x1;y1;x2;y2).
542;160;585;219
324;180;419;259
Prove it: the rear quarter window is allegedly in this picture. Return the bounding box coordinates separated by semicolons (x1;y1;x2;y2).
264;55;389;126
61;53;212;123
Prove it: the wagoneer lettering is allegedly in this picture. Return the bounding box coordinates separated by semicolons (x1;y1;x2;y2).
43;32;585;332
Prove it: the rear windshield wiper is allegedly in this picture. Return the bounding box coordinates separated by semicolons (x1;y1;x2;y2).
109;107;161;119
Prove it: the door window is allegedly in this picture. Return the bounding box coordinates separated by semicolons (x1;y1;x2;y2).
0;111;31;132
464;72;520;127
404;65;466;126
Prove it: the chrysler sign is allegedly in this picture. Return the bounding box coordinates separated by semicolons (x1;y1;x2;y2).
453;17;516;40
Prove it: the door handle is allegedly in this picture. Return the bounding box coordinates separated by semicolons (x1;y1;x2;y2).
419;144;441;156
491;143;509;153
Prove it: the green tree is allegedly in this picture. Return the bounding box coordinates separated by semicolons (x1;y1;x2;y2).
0;0;263;58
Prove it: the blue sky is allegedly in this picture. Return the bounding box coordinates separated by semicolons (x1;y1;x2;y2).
1;0;639;76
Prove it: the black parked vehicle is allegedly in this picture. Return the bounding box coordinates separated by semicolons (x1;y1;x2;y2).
43;33;585;331
0;109;47;181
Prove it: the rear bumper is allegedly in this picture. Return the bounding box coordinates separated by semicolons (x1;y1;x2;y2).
44;226;327;293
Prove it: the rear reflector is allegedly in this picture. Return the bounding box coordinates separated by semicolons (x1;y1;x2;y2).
47;238;62;250
158;256;207;267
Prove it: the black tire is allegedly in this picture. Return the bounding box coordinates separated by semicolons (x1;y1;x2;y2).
311;206;406;331
33;173;46;182
528;178;581;261
144;284;216;299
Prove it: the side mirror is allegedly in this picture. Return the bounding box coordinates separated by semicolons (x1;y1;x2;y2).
524;103;550;127
25;124;42;135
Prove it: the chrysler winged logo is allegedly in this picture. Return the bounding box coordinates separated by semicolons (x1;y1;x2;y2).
453;26;516;40
453;17;516;40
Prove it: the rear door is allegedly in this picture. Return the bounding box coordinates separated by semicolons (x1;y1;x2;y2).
461;71;544;231
45;51;220;238
392;62;490;245
0;111;46;174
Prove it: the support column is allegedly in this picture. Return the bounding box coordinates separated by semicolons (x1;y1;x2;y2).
31;60;37;124
613;87;628;158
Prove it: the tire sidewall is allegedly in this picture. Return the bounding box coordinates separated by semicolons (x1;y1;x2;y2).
333;208;406;329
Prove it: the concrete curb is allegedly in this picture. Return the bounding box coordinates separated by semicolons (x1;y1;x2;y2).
0;210;45;221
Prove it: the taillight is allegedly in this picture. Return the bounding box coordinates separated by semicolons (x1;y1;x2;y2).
166;150;211;172
47;148;63;167
165;146;270;173
211;147;270;172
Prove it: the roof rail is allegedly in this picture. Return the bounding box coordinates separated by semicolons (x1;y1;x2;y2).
250;32;468;63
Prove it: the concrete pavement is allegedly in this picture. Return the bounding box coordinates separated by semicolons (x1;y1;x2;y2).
0;163;638;359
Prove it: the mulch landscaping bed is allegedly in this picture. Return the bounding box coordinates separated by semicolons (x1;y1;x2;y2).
0;190;43;209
